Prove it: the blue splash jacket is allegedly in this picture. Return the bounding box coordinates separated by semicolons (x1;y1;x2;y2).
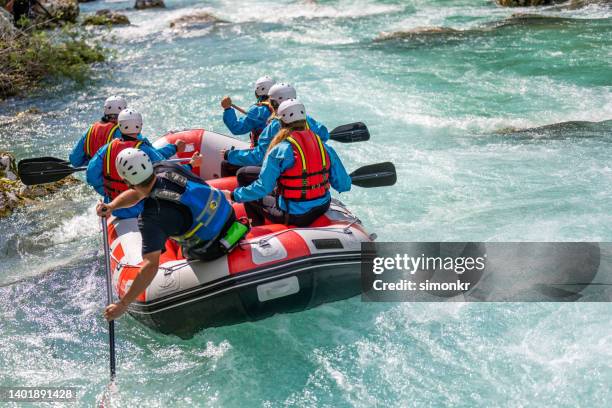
69;125;123;167
232;141;351;214
86;136;177;219
226;115;330;167
222;101;272;136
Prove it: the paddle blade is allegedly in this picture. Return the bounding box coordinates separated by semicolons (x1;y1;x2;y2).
330;122;370;143
350;162;396;188
17;159;83;185
17;156;69;166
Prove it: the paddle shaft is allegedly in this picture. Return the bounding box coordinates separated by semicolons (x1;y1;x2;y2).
227;108;369;144
100;217;116;381
231;104;247;115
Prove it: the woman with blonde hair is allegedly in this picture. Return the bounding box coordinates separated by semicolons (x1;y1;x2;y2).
222;99;351;227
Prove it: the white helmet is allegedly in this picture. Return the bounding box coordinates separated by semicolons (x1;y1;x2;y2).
118;109;143;134
104;96;127;116
255;76;275;97
115;148;153;185
277;99;306;124
268;83;296;105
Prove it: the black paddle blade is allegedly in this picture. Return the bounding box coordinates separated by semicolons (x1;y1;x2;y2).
329;122;370;143
17;156;69;167
350;162;396;188
18;159;84;185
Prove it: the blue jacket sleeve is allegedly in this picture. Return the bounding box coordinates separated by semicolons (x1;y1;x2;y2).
155;142;177;159
226;119;280;167
86;146;107;197
326;144;352;193
307;115;330;142
69;131;89;167
223;105;270;136
233;143;294;203
136;137;174;162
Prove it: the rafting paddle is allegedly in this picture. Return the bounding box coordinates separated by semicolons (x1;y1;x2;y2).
229;106;370;144
350;162;396;188
17;157;192;186
100;216;117;381
329;122;370;143
18;159;85;185
231;104;248;115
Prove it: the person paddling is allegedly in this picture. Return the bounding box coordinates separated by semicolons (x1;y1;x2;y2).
222;99;351;227
87;109;186;219
221;76;275;154
69;96;127;167
97;149;248;321
220;83;330;180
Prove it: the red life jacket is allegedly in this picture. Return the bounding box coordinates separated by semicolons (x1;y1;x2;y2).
278;130;331;201
83;121;119;159
102;138;143;199
250;101;274;148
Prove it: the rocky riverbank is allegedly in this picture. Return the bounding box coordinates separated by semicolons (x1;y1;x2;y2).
0;2;105;100
0;152;80;218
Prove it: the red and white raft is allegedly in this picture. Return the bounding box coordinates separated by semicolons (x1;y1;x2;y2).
106;129;374;338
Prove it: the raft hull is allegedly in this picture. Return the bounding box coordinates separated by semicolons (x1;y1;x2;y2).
129;251;362;339
106;129;373;338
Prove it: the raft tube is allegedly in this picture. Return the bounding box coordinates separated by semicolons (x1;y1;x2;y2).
106;129;374;338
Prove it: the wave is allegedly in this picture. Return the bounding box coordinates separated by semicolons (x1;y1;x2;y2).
215;0;404;24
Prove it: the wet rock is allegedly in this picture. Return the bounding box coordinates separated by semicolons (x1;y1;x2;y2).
496;13;576;27
19;176;80;198
374;13;579;45
134;0;165;10
169;12;226;29
497;0;612;8
31;0;80;26
562;0;612;9
82;9;130;26
0;7;18;38
0;153;18;181
0;152;80;218
497;119;612;140
375;26;463;42
496;0;565;6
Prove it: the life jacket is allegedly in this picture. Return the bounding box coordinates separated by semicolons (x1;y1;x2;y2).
84;121;119;159
102;138;144;199
149;164;232;246
278;130;331;202
250;101;274;147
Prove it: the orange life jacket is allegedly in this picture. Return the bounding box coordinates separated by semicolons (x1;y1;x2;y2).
250;101;274;148
278;130;331;201
102;138;143;199
84;121;119;159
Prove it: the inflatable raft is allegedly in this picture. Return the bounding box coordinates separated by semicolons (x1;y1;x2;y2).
106;129;375;338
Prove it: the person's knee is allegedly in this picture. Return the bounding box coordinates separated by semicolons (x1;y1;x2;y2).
221;160;239;177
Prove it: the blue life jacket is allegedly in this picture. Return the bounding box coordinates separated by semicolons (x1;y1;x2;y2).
149;164;232;247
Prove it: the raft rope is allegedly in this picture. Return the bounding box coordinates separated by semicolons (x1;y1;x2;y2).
242;221;362;249
109;252;201;275
110;207;361;274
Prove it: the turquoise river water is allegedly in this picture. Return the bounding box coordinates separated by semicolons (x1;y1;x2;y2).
0;0;611;406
